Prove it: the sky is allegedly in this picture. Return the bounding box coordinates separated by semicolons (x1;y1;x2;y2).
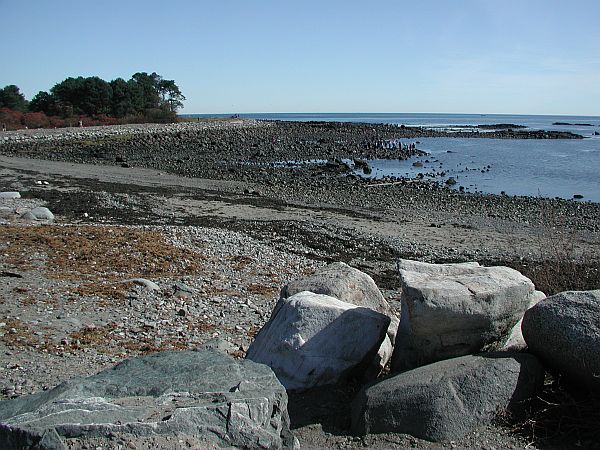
1;0;599;115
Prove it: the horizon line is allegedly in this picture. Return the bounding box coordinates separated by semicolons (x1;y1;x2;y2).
179;111;600;119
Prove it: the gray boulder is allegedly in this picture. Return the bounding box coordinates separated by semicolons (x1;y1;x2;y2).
281;262;398;375
0;350;295;450
352;352;544;442
392;259;537;371
281;262;393;320
20;207;54;221
247;291;390;390
522;290;600;391
0;192;21;200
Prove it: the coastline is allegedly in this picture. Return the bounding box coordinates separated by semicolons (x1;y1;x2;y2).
1;120;599;449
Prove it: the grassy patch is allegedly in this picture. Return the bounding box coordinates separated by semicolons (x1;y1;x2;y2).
246;283;278;297
0;318;38;348
0;225;206;281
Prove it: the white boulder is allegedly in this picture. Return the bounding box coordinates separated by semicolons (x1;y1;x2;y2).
0;191;21;200
392;259;537;371
246;291;390;390
281;262;398;376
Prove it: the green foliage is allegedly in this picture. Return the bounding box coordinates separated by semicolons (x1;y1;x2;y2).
0;85;28;112
29;91;57;115
0;72;185;125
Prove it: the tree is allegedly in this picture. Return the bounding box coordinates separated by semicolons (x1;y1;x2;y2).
157;78;186;112
50;77;85;116
129;72;185;113
110;78;133;118
131;72;161;110
51;76;113;117
0;85;28;112
29;91;58;115
2;72;185;125
79;77;113;116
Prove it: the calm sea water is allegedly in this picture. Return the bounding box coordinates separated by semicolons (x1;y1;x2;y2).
185;113;600;202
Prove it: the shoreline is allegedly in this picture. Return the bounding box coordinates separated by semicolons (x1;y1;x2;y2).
0;119;594;203
1;120;599;449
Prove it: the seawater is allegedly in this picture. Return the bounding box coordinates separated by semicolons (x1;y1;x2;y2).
185;113;600;202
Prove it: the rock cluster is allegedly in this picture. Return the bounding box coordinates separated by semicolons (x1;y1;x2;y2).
1;258;598;447
0;191;55;224
248;261;599;443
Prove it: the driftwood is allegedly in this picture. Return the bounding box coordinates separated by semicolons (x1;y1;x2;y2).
365;180;417;187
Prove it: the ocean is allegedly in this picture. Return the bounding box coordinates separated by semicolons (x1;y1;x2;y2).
184;113;600;202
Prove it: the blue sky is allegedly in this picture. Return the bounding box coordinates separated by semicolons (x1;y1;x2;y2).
1;0;599;115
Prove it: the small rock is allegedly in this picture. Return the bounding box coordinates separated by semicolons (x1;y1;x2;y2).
0;192;20;200
29;207;54;221
123;278;160;291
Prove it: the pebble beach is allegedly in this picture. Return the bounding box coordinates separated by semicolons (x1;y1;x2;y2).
0;119;599;449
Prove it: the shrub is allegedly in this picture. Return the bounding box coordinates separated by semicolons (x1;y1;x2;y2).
22;111;50;129
0;107;24;130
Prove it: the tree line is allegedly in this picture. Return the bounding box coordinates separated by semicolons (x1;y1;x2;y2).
0;72;185;129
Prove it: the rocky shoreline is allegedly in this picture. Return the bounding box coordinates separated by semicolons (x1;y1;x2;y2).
0;120;599;449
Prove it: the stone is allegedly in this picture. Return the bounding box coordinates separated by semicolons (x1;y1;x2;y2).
281;262;398;375
282;262;392;317
0;192;20;200
392;259;536;371
29;207;54;221
246;291;390;390
19;211;37;221
0;350;294;449
522;290;600;391
352;353;544;442
20;207;54;222
123;278;161;291
197;338;238;354
501;290;546;351
173;281;194;298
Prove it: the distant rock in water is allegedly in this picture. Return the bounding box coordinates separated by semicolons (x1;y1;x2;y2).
553;122;593;126
476;124;526;129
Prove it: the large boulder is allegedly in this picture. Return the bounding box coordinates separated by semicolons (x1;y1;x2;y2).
281;262;393;319
247;291;390;390
281;262;398;375
392;259;537;371
352;352;544;442
0;350;295;450
522;290;600;391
